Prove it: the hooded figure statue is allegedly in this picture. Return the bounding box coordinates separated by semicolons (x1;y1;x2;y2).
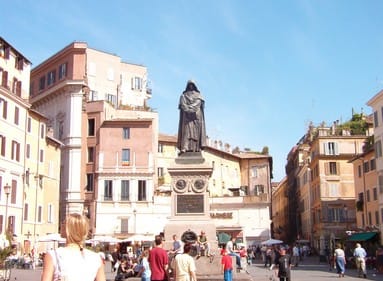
177;80;207;154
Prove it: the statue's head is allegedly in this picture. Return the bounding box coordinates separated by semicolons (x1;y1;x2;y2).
185;80;199;92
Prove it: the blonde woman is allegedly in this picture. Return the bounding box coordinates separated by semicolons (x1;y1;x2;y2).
41;213;106;281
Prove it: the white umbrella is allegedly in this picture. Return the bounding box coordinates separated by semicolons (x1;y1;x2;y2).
91;235;121;244
261;238;284;245
122;234;154;242
38;233;66;243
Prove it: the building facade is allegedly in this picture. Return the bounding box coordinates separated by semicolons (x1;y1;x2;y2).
0;37;61;253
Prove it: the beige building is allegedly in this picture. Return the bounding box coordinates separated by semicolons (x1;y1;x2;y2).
367;92;383;243
0;37;61;253
272;177;289;242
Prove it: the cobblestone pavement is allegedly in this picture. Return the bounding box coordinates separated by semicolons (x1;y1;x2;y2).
5;256;383;281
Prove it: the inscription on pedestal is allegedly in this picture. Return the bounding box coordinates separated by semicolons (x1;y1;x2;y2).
176;194;204;214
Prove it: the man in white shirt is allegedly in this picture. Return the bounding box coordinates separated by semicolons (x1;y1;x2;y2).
353;243;367;278
225;237;241;269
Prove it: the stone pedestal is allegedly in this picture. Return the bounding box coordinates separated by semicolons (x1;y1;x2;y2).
164;152;221;276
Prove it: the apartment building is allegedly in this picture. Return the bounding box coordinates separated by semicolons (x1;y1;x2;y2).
283;118;372;255
272;177;289;242
29;42;155;236
367;92;383;243
350;148;380;232
0;37;61;253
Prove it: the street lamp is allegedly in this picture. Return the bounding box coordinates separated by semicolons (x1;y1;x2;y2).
4;183;11;235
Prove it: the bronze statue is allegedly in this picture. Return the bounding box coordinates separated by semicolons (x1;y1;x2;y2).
177;80;207;154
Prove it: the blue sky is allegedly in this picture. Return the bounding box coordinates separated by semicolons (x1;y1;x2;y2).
2;0;383;181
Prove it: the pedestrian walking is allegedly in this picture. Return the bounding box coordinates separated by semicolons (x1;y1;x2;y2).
334;243;346;278
353;243;367;278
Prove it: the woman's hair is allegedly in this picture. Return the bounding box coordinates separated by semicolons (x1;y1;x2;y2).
65;213;89;250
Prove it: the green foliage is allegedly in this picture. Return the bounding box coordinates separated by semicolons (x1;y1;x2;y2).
338;113;369;135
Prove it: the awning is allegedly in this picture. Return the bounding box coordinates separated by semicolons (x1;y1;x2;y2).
217;232;231;244
347;232;377;241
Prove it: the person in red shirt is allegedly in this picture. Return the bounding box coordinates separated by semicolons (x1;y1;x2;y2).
221;249;233;281
149;235;169;281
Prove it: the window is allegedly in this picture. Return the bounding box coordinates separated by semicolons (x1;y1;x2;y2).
39;149;44;162
26;144;30;158
121;218;129;233
251;166;258;178
379;175;383;193
0;135;5;156
86;174;94;192
138;180;146;201
122;149;130;163
48;204;54;223
11;180;16;204
47;70;56;86
358;192;364;202
368;212;372;225
375;140;382;158
374;111;379;127
370;159;376;170
158;143;164;153
367;190;371;202
373;187;378;201
1;70;8;88
105;94;117;107
327;207;345;222
254;184;264;196
38;206;42;223
87;147;94;162
131;77;142;90
123;128;130;139
58;120;64;140
0;215;3;233
11;140;20;161
27;117;31;133
358;165;362;177
0;98;7;119
14;106;19;125
58;63;67;80
40;124;45;139
324;142;338;155
39;76;45;90
328;162;338;175
24;203;28;221
329;183;340;197
12;78;21;96
121;180;129;201
158;167;164;177
15;56;23;70
89;90;98;101
104;180;113;201
375;211;379;225
363;161;370;173
88;119;95;136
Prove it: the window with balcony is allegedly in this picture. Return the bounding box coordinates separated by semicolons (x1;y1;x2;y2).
327;207;345;222
122;149;130;165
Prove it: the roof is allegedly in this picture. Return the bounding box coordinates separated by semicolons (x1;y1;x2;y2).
347;232;377;241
